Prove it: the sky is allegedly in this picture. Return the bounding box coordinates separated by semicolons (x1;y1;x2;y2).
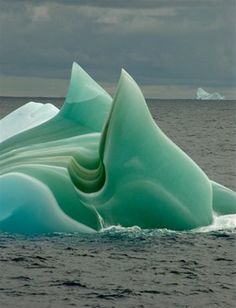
0;0;236;98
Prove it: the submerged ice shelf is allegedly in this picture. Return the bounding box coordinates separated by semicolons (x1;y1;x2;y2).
0;63;235;234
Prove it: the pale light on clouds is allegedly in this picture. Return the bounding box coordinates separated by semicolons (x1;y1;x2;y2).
0;0;235;98
30;5;50;23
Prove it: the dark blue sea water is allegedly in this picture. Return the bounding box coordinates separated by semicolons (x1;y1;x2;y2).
0;97;235;307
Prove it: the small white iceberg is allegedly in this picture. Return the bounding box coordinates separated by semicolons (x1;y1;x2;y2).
196;88;224;100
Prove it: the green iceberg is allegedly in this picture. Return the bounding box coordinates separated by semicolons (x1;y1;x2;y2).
0;63;235;234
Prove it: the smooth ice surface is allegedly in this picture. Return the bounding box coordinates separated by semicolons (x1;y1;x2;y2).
196;88;224;100
0;172;94;234
211;181;236;215
0;63;235;234
0;102;59;142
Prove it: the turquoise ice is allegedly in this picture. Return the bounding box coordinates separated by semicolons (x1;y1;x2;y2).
0;63;235;234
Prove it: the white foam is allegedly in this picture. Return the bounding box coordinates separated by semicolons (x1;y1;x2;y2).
194;213;236;232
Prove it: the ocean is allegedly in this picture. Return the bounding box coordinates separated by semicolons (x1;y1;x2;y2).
0;97;235;307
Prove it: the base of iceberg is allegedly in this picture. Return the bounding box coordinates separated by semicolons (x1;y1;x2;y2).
0;63;235;234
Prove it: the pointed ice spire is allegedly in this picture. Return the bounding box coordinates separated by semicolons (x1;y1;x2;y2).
60;62;112;131
0;63;112;153
97;69;213;230
64;62;111;104
100;68;160;159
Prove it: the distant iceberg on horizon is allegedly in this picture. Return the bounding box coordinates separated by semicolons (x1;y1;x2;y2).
196;88;224;100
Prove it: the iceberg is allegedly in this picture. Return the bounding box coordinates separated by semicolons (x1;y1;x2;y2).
196;88;225;100
0;63;235;234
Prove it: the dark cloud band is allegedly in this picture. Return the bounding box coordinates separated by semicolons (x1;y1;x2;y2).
0;0;235;88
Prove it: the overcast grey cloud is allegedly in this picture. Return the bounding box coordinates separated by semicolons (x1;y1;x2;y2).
0;0;235;97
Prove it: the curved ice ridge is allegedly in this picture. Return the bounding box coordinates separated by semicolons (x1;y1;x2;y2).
0;62;235;234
